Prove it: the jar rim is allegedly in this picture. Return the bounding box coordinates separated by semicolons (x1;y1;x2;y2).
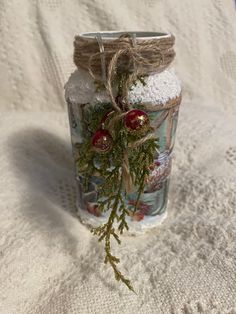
79;31;171;40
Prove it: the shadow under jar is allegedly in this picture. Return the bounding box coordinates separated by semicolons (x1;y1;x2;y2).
65;31;182;234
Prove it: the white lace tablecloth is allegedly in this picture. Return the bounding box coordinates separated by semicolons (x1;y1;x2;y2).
0;0;236;313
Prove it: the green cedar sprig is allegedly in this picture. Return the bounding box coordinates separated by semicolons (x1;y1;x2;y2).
76;105;158;292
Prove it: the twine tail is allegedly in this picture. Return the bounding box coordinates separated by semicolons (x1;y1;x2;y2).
122;151;134;194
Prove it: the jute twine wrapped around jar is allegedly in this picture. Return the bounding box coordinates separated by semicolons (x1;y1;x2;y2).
74;33;176;110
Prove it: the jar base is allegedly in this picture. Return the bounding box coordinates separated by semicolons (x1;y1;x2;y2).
76;201;168;236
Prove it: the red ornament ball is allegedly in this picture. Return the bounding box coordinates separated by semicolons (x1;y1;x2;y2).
92;129;113;153
124;109;150;133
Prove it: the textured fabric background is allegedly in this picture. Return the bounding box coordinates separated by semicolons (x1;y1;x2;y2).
0;1;236;313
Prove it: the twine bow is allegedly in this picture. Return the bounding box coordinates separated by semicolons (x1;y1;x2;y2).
74;32;175;111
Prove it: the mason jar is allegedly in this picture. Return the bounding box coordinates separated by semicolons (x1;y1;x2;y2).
65;31;181;234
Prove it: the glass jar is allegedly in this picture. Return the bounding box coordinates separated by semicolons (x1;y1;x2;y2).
65;31;181;234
